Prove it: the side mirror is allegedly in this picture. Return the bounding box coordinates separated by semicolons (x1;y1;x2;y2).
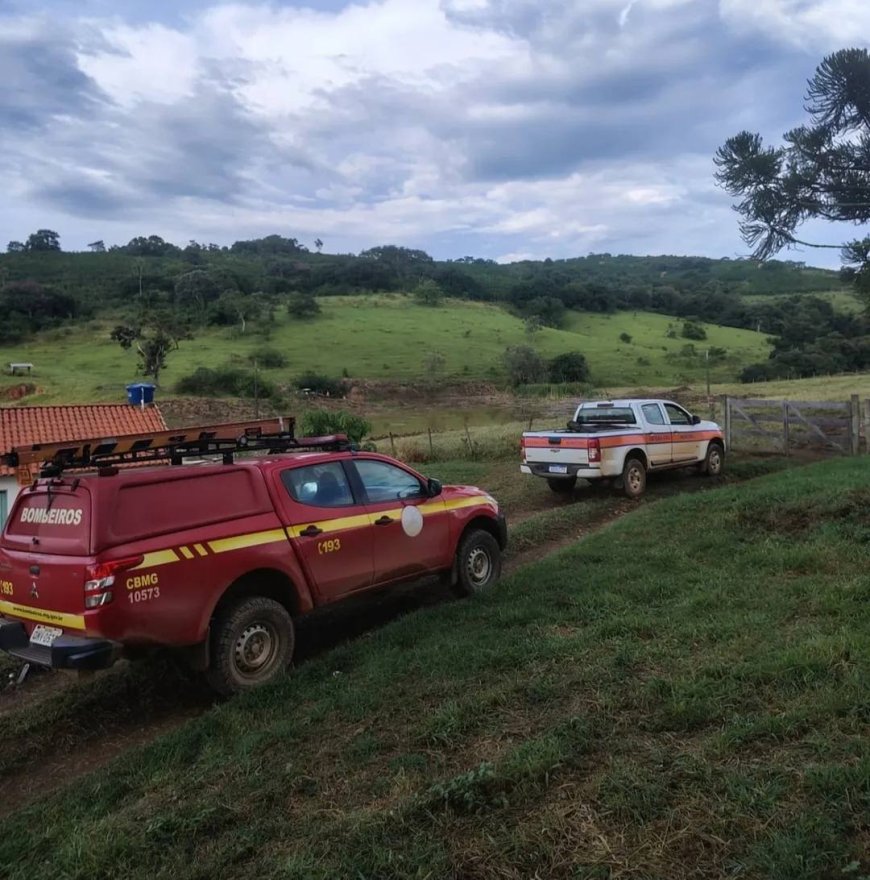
427;478;443;497
691;414;701;425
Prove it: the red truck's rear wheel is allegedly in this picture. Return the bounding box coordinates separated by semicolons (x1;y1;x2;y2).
206;597;295;695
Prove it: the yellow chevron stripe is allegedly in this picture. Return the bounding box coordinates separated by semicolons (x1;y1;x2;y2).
0;600;85;631
131;549;180;570
208;529;288;554
179;546;195;560
194;543;208;557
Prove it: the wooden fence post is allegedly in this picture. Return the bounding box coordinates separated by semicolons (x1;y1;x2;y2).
863;400;870;454
724;396;732;451
782;400;790;456
389;432;396;456
850;394;861;456
428;427;434;459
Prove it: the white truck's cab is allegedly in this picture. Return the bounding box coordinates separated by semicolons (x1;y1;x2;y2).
520;399;724;498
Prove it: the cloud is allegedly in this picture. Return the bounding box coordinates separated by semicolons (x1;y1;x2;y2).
0;17;108;132
719;0;870;49
0;0;861;266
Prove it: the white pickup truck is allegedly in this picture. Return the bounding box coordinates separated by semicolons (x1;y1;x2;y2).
520;399;725;498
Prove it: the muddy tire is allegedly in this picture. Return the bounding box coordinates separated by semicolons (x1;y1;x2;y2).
699;441;725;477
206;597;294;696
547;476;576;494
451;529;502;597
621;456;647;499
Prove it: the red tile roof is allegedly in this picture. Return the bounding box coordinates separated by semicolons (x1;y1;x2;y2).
0;405;167;477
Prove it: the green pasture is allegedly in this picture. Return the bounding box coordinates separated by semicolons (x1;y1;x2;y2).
0;295;772;404
1;457;868;878
741;288;863;313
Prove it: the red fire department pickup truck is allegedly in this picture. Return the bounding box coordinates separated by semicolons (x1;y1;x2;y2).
0;419;506;694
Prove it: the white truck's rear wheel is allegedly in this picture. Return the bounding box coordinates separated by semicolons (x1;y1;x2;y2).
621;457;647;499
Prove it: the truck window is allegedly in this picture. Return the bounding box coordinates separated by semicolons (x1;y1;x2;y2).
281;462;355;508
4;485;92;555
354;460;424;503
642;404;666;425
574;406;636;426
664;404;692;425
0;490;6;529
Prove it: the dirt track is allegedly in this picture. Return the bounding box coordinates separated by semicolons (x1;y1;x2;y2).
0;464;780;815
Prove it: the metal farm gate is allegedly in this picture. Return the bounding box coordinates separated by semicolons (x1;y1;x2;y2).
723;396;865;456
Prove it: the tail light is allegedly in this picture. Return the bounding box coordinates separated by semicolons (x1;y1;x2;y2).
84;555;143;609
588;438;601;464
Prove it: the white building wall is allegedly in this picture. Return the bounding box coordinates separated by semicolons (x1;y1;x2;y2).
0;476;20;528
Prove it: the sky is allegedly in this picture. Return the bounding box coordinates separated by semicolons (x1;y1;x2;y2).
2;0;868;265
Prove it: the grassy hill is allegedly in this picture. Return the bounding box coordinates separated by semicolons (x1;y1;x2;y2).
0;296;771;404
2;458;868;878
741;289;864;313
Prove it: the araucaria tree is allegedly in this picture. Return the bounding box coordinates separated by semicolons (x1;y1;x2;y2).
714;48;870;302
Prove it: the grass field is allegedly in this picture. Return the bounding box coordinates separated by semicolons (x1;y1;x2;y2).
559;309;769;388
2;457;868;879
741;289;863;313
613;372;870;404
0;296;771;404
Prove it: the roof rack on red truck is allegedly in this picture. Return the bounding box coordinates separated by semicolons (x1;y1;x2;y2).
1;416;356;476
0;416;506;694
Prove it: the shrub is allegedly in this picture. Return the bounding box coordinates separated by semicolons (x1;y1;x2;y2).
287;291;321;319
301;410;371;443
521;296;565;328
176;366;276;398
619;332;632;343
413;279;444;307
295;371;344;397
251;348;287;369
681;320;707;340
548;351;590;383
503;345;547;386
740;363;773;383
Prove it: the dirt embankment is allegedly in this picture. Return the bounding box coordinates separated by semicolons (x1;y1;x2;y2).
157;380;514;429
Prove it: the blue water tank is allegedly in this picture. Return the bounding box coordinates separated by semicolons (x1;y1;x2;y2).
126;383;156;406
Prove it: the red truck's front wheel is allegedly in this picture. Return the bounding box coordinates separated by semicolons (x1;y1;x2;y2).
452;529;502;597
206;597;295;695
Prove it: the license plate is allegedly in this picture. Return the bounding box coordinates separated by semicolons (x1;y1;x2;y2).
548;464;568;474
30;625;62;647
